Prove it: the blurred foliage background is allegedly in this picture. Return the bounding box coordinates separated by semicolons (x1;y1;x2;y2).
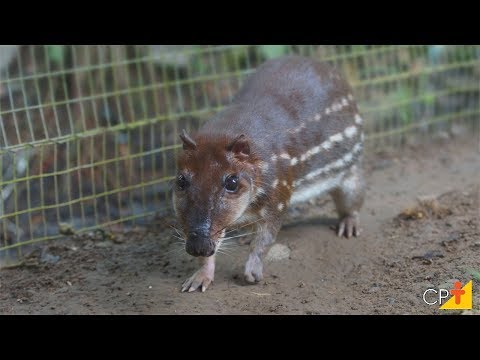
0;45;478;265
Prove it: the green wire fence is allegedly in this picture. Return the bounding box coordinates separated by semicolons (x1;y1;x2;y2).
0;45;478;266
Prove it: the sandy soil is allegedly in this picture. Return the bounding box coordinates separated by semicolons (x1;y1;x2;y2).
0;135;478;314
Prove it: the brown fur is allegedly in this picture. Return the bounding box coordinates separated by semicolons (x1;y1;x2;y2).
174;56;365;292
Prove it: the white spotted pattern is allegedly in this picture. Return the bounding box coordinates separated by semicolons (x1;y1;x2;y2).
259;161;269;172
286;97;351;135
354;114;363;125
321;140;333;151
256;187;266;197
332;102;341;112
259;208;267;218
293;124;358;166
344;125;358;138
290;172;344;205
293;142;363;187
329;133;344;143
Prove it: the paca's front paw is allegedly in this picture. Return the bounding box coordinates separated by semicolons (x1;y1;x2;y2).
337;214;361;238
244;254;263;283
181;267;214;293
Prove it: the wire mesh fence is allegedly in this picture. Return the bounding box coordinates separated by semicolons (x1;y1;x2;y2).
0;45;478;266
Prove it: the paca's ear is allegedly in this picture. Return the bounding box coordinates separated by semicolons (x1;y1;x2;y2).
179;129;197;151
227;134;250;159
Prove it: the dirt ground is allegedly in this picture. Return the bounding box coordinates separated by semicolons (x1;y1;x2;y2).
0;135;478;315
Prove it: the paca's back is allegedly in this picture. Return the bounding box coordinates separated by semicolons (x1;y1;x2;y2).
199;55;364;202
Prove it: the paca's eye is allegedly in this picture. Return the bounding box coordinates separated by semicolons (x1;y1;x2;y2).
176;174;189;191
224;174;239;193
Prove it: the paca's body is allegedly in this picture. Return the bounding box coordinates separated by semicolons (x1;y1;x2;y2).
173;56;365;292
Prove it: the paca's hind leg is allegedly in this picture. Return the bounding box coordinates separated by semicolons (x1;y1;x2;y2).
330;164;365;238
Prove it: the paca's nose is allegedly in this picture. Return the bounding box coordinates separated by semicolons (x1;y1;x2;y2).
188;231;202;242
185;231;215;257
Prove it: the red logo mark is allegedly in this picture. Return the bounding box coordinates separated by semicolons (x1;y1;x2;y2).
450;281;465;305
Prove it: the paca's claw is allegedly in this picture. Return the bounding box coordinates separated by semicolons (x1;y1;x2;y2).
181;268;214;293
337;215;361;238
244;271;263;283
244;254;263;284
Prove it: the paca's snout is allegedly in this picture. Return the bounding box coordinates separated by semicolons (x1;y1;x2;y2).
185;231;215;257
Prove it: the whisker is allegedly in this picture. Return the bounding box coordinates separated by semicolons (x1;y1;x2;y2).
172;234;186;242
169;224;182;236
222;231;258;241
164;246;186;256
218;245;240;252
212;213;264;238
223;216;266;236
216;250;233;258
171;241;186;247
220;240;242;245
168;239;186;245
218;241;241;248
169;225;183;238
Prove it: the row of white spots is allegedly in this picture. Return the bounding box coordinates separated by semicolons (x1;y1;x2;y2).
290;172;345;205
324;96;351;116
293;142;363;187
298;145;321;163
286;94;355;134
271;152;292;162
274;126;363;171
289;124;359;166
258;203;287;215
271;178;291;189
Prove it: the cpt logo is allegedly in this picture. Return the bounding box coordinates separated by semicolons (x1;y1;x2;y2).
423;280;473;309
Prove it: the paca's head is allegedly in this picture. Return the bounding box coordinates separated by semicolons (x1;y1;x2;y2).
173;130;257;257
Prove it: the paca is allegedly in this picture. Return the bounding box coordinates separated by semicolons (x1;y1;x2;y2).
173;55;365;292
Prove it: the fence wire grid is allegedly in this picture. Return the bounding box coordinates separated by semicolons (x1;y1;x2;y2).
0;45;478;265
